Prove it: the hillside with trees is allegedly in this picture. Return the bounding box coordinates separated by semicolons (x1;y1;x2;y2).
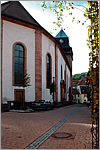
72;72;88;80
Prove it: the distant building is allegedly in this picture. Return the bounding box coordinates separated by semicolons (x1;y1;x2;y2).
1;1;73;105
72;79;89;104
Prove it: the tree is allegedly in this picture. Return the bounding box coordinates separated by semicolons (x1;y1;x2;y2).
87;2;99;149
72;72;88;80
41;1;89;28
23;72;31;87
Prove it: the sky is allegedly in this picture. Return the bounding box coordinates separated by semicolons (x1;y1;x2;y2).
1;1;90;75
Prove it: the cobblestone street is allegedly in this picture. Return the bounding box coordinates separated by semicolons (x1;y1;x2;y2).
1;104;92;149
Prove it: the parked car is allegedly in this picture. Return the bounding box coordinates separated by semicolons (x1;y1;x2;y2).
87;101;90;106
32;100;54;110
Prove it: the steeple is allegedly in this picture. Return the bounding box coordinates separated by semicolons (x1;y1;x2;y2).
55;28;73;62
55;29;70;48
55;29;68;38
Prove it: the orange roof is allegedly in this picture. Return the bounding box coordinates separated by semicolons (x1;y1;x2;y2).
72;78;87;86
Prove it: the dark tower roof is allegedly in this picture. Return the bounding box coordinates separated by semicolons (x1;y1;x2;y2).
55;29;70;48
55;28;73;63
55;29;68;38
1;1;41;27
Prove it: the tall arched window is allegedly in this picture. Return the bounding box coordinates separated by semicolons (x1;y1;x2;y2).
64;65;66;82
61;65;63;80
47;54;52;88
14;44;25;85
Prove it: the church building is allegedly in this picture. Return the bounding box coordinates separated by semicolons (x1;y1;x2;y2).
1;1;73;105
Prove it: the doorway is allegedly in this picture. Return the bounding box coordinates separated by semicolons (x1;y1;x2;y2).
14;89;25;108
14;89;25;102
60;82;65;102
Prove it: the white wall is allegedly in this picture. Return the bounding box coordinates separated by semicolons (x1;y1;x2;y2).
2;20;72;104
66;66;71;101
57;48;71;102
2;20;35;103
42;34;55;102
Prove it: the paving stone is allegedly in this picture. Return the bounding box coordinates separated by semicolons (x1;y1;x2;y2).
1;104;92;149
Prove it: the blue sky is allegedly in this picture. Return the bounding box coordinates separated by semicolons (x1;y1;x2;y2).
1;1;88;8
71;1;87;6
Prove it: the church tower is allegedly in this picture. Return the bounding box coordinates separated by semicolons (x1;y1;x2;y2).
55;29;73;70
55;29;73;103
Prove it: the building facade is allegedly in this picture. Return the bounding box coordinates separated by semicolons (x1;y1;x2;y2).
72;79;89;104
1;1;73;104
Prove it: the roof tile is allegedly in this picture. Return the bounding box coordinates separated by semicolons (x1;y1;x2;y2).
1;1;41;27
55;29;68;38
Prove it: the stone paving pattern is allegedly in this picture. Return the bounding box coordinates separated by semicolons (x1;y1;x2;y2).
1;104;92;149
39;105;92;149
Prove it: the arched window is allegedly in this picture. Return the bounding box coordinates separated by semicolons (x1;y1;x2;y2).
61;65;62;80
47;54;52;88
14;44;25;85
64;65;66;82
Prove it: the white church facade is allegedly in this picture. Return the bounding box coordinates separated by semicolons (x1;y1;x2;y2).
1;1;73;105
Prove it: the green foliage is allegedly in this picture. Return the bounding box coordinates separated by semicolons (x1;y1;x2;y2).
19;71;31;87
72;72;88;80
16;71;31;87
41;1;76;27
41;1;88;27
87;2;99;148
23;72;31;87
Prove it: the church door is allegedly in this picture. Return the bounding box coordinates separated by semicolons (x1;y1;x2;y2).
14;89;25;108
